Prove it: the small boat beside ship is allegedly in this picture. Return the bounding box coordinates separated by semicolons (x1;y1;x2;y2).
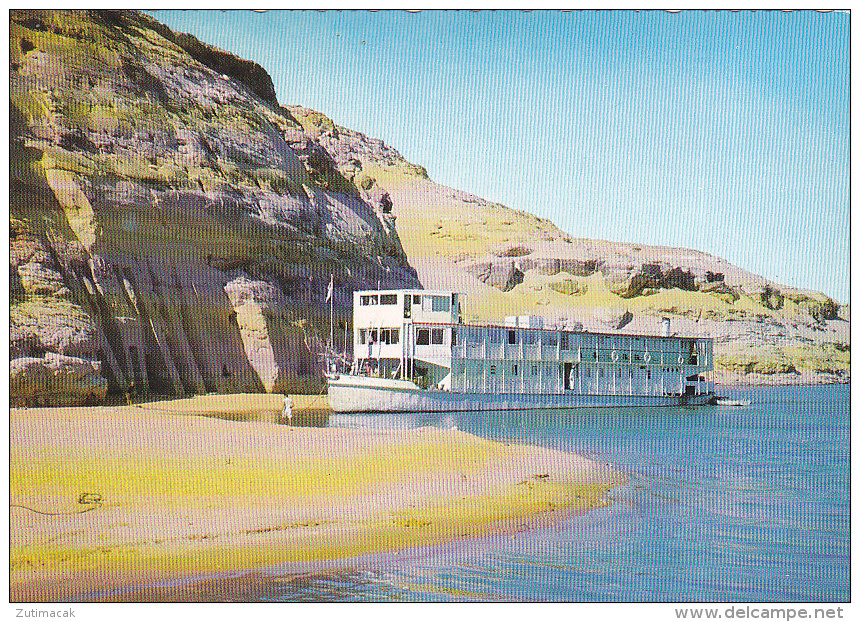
714;398;752;406
327;289;715;413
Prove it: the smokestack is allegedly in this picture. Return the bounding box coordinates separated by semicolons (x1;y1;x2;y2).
661;317;671;337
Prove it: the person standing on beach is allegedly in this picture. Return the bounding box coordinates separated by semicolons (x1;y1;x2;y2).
281;395;293;425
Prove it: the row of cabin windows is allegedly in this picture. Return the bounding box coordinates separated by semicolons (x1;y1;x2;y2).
360;294;398;306
360;293;452;313
358;326;453;347
461;328;701;353
358;328;400;344
358;322;705;354
407;295;451;313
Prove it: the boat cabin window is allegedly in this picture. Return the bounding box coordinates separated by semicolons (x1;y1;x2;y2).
380;294;398;305
422;295;450;313
416;329;430;345
431;328;444;345
357;329;380;344
360;295;379;306
380;328;399;344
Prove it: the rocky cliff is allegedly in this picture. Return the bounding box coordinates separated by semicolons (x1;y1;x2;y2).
10;9;419;405
10;10;848;406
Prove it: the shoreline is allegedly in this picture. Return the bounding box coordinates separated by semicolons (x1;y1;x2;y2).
10;394;624;602
94;497;604;602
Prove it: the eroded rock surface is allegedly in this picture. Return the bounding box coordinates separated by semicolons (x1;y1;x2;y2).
10;10;419;405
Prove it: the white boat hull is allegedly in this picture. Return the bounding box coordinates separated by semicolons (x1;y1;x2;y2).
327;374;713;413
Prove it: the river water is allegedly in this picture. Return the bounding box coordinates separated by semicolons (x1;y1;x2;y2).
185;384;850;602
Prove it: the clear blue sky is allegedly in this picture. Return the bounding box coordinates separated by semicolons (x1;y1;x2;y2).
150;10;849;303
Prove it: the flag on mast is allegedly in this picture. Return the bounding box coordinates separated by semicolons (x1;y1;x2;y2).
326;275;333;302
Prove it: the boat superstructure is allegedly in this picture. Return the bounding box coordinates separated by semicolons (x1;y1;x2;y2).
328;289;714;413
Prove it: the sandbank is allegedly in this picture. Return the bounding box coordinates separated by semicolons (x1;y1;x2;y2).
10;394;623;601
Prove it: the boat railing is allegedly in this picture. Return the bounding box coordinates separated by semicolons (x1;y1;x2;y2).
447;345;696;367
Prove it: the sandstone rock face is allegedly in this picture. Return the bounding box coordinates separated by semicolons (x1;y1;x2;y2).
11;353;108;406
10;10;419;405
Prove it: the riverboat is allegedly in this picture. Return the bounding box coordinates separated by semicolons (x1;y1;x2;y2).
327;289;714;413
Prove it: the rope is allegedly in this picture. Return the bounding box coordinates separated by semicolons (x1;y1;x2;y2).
295;380;329;412
11;493;103;516
10;504;98;517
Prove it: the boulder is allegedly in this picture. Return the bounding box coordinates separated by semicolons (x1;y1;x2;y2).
606;263;664;298
492;244;531;258
547;278;586;297
662;267;696;291
11;353;107;406
701;281;740;303
784;292;840;323
593;308;633;330
744;283;785;310
463;260;524;292
558;258;598;277
519;257;560;275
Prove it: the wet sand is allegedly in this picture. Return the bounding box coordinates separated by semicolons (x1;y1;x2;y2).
10;394;623;601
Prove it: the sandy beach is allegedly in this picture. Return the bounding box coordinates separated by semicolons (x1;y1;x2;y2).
10;394;623;602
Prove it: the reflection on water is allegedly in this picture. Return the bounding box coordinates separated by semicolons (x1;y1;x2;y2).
184;385;851;602
123;568;389;603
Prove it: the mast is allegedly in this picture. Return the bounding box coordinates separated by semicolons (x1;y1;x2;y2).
326;275;334;371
